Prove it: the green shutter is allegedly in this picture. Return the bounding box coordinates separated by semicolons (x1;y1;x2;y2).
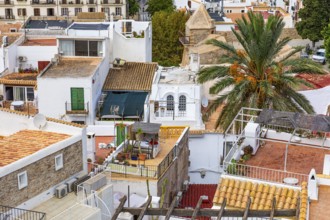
71;88;84;111
116;126;125;146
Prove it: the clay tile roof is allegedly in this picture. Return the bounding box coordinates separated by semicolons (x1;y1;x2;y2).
186;5;215;29
0;72;38;86
0;130;71;167
103;62;157;92
77;12;106;20
213;177;306;219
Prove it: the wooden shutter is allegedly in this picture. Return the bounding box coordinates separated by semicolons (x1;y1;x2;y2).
71;88;84;110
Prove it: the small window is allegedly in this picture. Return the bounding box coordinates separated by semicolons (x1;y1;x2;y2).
17;171;28;189
55;154;63;171
34;8;40;16
61;8;69;16
179;95;186;111
10;28;17;32
115;7;121;15
241;10;245;13
167;95;174;111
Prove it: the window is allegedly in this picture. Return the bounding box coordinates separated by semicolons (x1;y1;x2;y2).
34;8;40;16
75;40;88;56
17;171;28;189
61;8;69;16
71;88;85;110
101;7;109;15
47;8;54;16
88;7;95;12
115;7;121;15
74;8;82;16
11;87;34;101
178;95;186;111
55;154;63;171
166;95;174;111
17;8;26;16
60;40;74;56
241;9;245;13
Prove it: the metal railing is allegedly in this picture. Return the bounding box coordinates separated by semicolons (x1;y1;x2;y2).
65;101;89;114
60;0;83;4
101;0;122;4
0;0;14;5
109;163;158;178
86;0;95;4
0;205;46;220
30;0;55;5
223;161;308;186
0;15;15;19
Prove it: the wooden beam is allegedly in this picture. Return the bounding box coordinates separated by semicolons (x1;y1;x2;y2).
192;196;205;220
165;196;178;220
270;197;276;220
295;197;301;219
111;195;127;220
121;207;296;217
137;196;152;220
217;198;227;220
242;197;251;220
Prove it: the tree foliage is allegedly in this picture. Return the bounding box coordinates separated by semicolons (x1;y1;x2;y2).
322;23;330;60
152;10;189;66
296;0;330;44
146;0;175;16
197;11;325;130
128;0;140;17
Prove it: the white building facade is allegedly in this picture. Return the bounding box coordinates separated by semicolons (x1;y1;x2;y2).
0;0;127;22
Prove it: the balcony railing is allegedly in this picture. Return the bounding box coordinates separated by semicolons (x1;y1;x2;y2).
65;101;89;115
0;15;15;19
0;0;14;5
0;205;46;220
224;161;308;186
60;0;83;4
86;0;96;4
101;0;122;4
30;0;55;5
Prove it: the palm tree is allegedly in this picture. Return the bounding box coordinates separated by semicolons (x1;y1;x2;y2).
197;11;325;130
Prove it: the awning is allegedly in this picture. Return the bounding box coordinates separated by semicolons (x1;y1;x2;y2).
101;91;148;119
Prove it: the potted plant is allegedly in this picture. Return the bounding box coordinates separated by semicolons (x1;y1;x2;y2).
139;152;147;161
135;128;144;141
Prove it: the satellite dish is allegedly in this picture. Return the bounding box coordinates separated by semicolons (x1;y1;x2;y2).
33;114;47;129
201;96;209;108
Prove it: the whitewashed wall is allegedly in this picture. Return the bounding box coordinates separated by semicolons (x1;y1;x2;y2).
189;133;236;184
17;45;57;69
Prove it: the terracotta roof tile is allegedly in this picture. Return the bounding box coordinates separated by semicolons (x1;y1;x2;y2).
0;130;71;167
103;62;157;91
0;73;38;86
213;177;307;219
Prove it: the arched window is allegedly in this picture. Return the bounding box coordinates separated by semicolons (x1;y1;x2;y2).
179;95;186;111
167;95;174;111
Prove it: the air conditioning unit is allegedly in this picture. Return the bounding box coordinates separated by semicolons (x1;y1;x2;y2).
55;184;68;199
18;56;27;62
66;178;77;193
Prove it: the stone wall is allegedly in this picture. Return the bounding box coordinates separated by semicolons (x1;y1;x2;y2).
189;29;215;45
0;141;83;207
157;130;189;206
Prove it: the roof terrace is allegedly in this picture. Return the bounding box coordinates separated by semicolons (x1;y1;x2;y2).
223;108;330;186
104;124;189;180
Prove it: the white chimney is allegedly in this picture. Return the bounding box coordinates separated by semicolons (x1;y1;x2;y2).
86;132;96;162
308;168;318;200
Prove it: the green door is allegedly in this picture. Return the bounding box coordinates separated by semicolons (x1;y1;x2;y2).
71;88;84;110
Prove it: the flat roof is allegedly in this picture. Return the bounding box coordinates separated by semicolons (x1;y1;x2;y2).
26;20;69;29
21;39;56;46
69;23;110;30
0;130;71;167
0;33;22;46
103;62;157;92
159;67;196;84
0;72;38;86
41;58;102;78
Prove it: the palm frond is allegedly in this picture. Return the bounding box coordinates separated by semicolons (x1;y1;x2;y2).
197;66;229;83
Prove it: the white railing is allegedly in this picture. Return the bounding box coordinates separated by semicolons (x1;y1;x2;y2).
223;161;308;186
